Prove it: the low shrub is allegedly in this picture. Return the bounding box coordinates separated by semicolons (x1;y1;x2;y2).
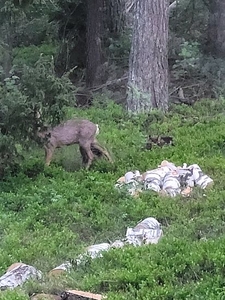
1;99;225;298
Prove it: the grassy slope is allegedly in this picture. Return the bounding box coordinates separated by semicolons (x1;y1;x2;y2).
1;99;225;299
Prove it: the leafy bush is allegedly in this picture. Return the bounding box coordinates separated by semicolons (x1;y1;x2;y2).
0;54;75;178
171;40;225;98
0;290;28;300
172;41;202;80
106;29;131;67
0;134;21;178
12;43;59;68
199;56;225;97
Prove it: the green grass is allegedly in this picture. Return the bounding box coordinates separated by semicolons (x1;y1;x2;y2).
1;98;225;299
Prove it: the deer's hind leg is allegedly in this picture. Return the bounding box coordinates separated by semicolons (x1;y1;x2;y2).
79;140;94;170
79;146;89;166
92;140;113;162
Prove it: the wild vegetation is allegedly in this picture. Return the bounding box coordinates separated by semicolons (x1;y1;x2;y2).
1;99;225;299
1;0;225;299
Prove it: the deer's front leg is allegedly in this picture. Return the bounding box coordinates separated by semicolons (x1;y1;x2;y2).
44;144;55;166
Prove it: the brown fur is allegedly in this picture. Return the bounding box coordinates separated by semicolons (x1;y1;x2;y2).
38;119;112;169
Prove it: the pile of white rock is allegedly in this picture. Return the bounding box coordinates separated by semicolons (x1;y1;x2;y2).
76;217;163;265
0;217;163;291
115;160;214;197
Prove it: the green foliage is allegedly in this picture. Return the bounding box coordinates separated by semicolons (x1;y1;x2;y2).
169;0;208;45
168;0;225;98
106;29;131;67
0;134;21;178
171;40;225;98
0;290;28;300
0;99;225;298
0;54;75;178
20;54;75;126
0;0;225;298
21;158;45;178
199;56;225;97
172;41;202;80
12;43;59;68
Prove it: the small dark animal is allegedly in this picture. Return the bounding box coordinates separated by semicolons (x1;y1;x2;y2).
37;119;112;170
146;136;174;150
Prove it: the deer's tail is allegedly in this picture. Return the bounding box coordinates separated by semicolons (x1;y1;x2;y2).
95;124;100;136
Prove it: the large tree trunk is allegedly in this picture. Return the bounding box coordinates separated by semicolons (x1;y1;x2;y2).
126;0;169;113
86;0;104;88
207;0;225;58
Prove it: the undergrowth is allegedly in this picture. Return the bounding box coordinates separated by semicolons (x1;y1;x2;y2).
1;98;225;299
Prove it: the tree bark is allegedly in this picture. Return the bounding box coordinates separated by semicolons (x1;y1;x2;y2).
86;0;104;88
207;0;225;58
1;21;13;78
105;0;126;34
126;0;169;113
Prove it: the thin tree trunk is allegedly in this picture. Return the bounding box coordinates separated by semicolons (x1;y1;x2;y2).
126;0;169;113
207;0;225;58
2;22;13;78
86;0;104;88
105;0;126;34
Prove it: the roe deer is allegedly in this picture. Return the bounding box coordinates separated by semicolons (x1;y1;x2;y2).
37;119;112;169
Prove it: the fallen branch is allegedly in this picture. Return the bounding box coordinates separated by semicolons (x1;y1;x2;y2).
63;289;105;300
89;76;128;93
169;82;207;96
